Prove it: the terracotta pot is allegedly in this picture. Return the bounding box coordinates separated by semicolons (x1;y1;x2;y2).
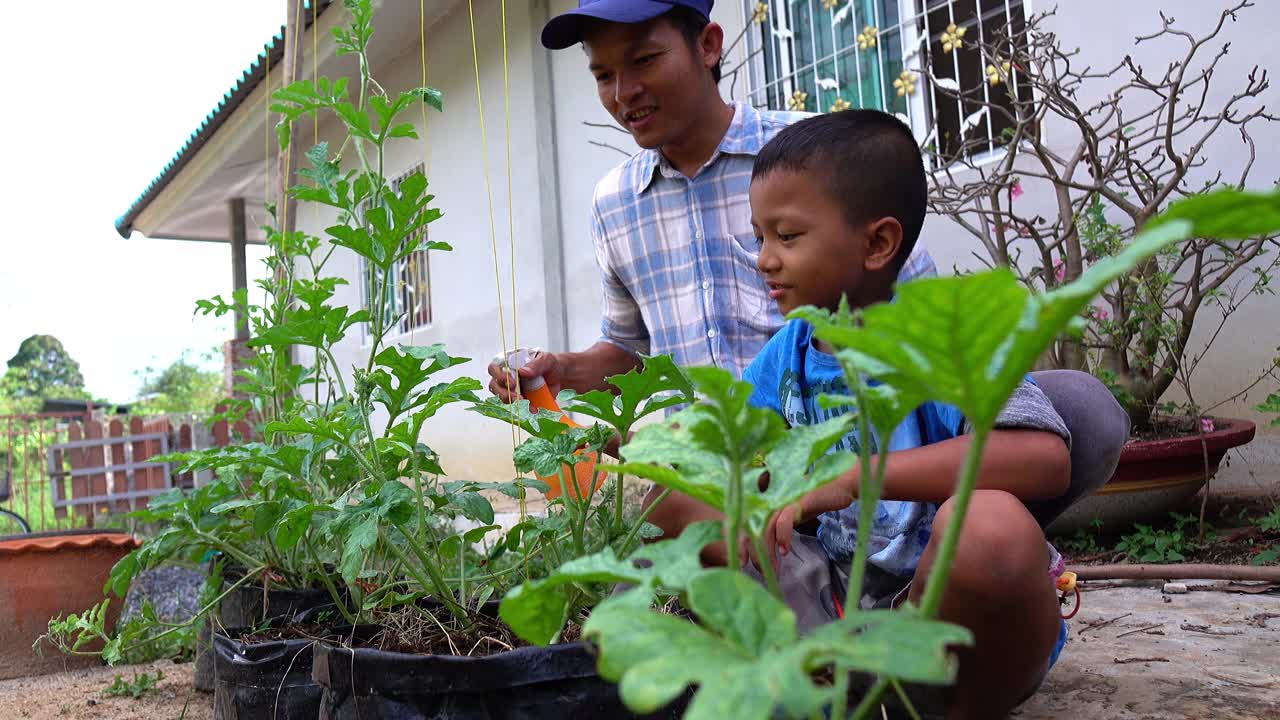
1048;418;1257;535
0;529;139;680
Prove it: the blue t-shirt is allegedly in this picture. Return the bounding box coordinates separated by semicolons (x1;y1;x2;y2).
743;319;968;577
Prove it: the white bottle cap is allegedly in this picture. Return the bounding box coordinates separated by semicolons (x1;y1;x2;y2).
506;348;546;391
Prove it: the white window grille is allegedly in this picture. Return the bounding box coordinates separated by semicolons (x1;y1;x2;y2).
744;0;1030;161
359;163;433;341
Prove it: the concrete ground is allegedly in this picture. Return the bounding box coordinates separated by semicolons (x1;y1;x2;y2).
1017;580;1280;719
1;581;1275;719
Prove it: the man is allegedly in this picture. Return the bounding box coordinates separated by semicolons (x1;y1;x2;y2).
488;0;1127;547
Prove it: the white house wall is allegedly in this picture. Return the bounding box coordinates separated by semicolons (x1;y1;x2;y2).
300;0;1277;488
300;0;557;485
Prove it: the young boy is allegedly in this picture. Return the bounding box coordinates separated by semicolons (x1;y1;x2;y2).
744;110;1070;718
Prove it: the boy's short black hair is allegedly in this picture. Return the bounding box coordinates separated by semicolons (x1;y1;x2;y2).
664;6;722;84
752;110;926;270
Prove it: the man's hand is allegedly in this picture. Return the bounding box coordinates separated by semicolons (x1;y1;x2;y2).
485;342;642;402
487;349;563;402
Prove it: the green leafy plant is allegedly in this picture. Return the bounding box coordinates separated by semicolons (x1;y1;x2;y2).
1251;548;1280;566
1115;512;1214;564
43;0;490;657
1259;392;1280;428
474;355;697;640
498;187;1280;719
1115;524;1189;564
1255;504;1280;534
42;4;1280;717
103;670;164;699
1057;517;1105;556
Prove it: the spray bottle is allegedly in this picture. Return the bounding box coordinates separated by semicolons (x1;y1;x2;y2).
506;349;601;501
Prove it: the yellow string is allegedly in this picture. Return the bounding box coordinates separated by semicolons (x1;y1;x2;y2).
465;0;521;484
420;0;430;173
410;0;430;351
280;0;304;236
498;0;526;522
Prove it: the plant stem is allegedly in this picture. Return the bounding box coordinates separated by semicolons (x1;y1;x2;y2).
303;535;359;625
322;347;350;399
195;532;260;573
98;567;268;660
395;525;469;621
830;666;850;720
751;534;783;600
617;487;671;556
917;428;989;618
891;678;923;720
561;466;586;556
726;463;742;572
612;440;626;532
846;449;888;611
849;678;890;720
458;539;468;611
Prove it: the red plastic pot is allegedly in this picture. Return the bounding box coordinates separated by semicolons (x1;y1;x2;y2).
0;529;138;679
1048;418;1257;534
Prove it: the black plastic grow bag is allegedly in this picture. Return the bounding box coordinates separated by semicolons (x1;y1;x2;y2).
313;637;684;720
195;570;339;692
213;627;330;720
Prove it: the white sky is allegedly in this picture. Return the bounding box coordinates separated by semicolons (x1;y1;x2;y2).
0;1;286;403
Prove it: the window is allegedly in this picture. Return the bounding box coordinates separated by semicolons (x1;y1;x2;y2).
746;0;1031;161
359;164;433;340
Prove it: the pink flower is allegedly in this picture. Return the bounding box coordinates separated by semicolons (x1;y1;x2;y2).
1093;306;1109;321
1053;259;1065;283
1200;417;1215;434
1010;180;1024;200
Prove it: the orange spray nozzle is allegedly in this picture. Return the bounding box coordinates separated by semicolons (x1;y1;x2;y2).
506;349;600;501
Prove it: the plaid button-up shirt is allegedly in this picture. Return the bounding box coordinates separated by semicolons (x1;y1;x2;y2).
590;101;937;378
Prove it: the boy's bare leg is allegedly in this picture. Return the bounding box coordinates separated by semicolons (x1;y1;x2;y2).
909;489;1061;720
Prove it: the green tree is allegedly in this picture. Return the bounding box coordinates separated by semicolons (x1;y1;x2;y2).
3;334;88;403
131;349;224;416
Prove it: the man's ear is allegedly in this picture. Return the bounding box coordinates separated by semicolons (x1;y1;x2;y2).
699;22;725;74
864;217;904;272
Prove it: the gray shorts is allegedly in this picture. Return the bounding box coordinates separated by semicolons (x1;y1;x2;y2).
744;534;1055;717
743;533;910;634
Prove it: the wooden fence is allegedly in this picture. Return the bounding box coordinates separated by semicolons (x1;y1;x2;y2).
0;409;250;532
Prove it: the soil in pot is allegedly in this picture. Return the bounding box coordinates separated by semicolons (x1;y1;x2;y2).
311;609;685;720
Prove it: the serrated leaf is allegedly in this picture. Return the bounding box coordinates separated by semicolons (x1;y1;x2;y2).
566;355;695;433
276;503;324;552
499;521;721;645
453;492;494;524
795;220;1194;427
468;396;574;439
585;569;972;719
340;516;378;585
463;524;501;543
754;414;857;535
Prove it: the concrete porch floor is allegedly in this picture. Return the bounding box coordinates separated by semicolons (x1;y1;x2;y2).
0;581;1275;719
1017;580;1280;719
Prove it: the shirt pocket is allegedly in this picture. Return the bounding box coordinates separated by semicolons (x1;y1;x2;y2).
728;232;778;333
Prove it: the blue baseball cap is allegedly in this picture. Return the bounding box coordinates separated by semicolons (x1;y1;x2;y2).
541;0;714;50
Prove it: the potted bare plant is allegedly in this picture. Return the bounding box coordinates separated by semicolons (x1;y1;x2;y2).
919;2;1277;528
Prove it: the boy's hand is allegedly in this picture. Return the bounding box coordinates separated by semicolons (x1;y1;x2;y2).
760;500;806;570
